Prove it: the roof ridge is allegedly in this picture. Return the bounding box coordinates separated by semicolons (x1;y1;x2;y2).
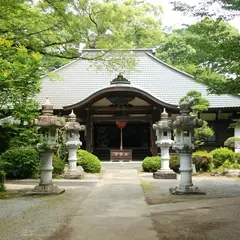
145;52;194;79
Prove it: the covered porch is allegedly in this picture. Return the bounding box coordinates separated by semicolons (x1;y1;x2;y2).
63;74;178;161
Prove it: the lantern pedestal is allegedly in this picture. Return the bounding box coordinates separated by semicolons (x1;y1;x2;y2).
63;143;84;179
32;152;65;195
169;152;205;195
63;166;84;179
153;170;177;179
153;146;176;179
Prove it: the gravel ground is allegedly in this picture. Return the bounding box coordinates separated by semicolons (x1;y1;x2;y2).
139;173;240;204
1;172;240;240
152;202;240;240
0;181;97;240
139;173;240;240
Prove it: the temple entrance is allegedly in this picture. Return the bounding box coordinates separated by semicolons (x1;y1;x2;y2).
93;122;151;161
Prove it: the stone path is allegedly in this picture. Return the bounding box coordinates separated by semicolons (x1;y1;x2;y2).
54;169;158;240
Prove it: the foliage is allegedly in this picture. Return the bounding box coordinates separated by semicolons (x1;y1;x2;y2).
224;137;240;150
157;18;240;95
194;121;214;147
210;147;234;168
55;128;68;163
0;170;6;192
0;0;164;69
179;90;214;147
192;151;212;172
179;90;209;115
142;156;160;172
9;126;40;149
0;37;42;122
222;160;232;169
233;152;240;164
0;147;40;179
169;154;180;173
77;150;101;173
52;155;65;176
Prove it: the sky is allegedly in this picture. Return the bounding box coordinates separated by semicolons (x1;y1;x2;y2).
147;0;240;31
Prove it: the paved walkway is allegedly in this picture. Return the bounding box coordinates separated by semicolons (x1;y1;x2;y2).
56;169;158;240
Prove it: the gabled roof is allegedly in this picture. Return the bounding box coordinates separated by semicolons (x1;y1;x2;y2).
38;49;240;110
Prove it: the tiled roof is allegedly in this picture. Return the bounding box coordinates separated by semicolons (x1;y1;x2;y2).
37;50;240;110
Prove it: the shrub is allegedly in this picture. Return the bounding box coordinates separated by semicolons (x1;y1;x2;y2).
142;156;160;172
0;170;6;192
222;160;232;169
0;147;39;179
169;154;180;173
210;147;234;168
233;152;240;164
77;150;101;173
224;137;240;150
230;163;240;169
52;155;65;176
192;151;212;172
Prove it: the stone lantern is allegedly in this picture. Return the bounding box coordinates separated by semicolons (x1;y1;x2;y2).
32;98;65;194
169;101;205;195
153;108;176;179
64;110;85;179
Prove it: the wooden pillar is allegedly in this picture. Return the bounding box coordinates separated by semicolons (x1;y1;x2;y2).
86;108;92;152
151;108;161;156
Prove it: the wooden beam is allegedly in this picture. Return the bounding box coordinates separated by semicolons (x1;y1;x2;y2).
90;106;153;113
92;115;152;122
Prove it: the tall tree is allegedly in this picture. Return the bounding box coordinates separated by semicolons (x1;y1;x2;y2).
170;1;240;95
157;18;240;94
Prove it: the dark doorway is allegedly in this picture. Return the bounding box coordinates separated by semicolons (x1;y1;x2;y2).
93;123;151;161
94;123;150;148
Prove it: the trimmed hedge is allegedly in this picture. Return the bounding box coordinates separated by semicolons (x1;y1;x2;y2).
142;156;160;172
210;147;234;168
192;151;212;172
169;154;180;173
53;155;65;175
0;147;39;179
77;150;101;173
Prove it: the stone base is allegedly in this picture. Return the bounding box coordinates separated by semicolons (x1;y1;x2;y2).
153;170;177;179
169;185;206;195
62;166;84;179
30;184;65;195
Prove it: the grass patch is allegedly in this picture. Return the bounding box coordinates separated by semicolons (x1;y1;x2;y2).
0;192;25;199
140;179;155;193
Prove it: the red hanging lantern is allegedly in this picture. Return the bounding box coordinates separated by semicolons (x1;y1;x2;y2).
116;121;127;129
116;121;127;150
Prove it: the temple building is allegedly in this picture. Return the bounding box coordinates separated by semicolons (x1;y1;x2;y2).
38;49;240;161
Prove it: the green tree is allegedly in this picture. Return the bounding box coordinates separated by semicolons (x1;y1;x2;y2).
1;0;163;70
179;90;214;147
0;0;165;152
157;18;240;95
0;37;42;121
170;1;240;95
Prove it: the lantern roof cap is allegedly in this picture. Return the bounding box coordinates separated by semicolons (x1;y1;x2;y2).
68;110;76;122
161;108;168;119
42;97;53;116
